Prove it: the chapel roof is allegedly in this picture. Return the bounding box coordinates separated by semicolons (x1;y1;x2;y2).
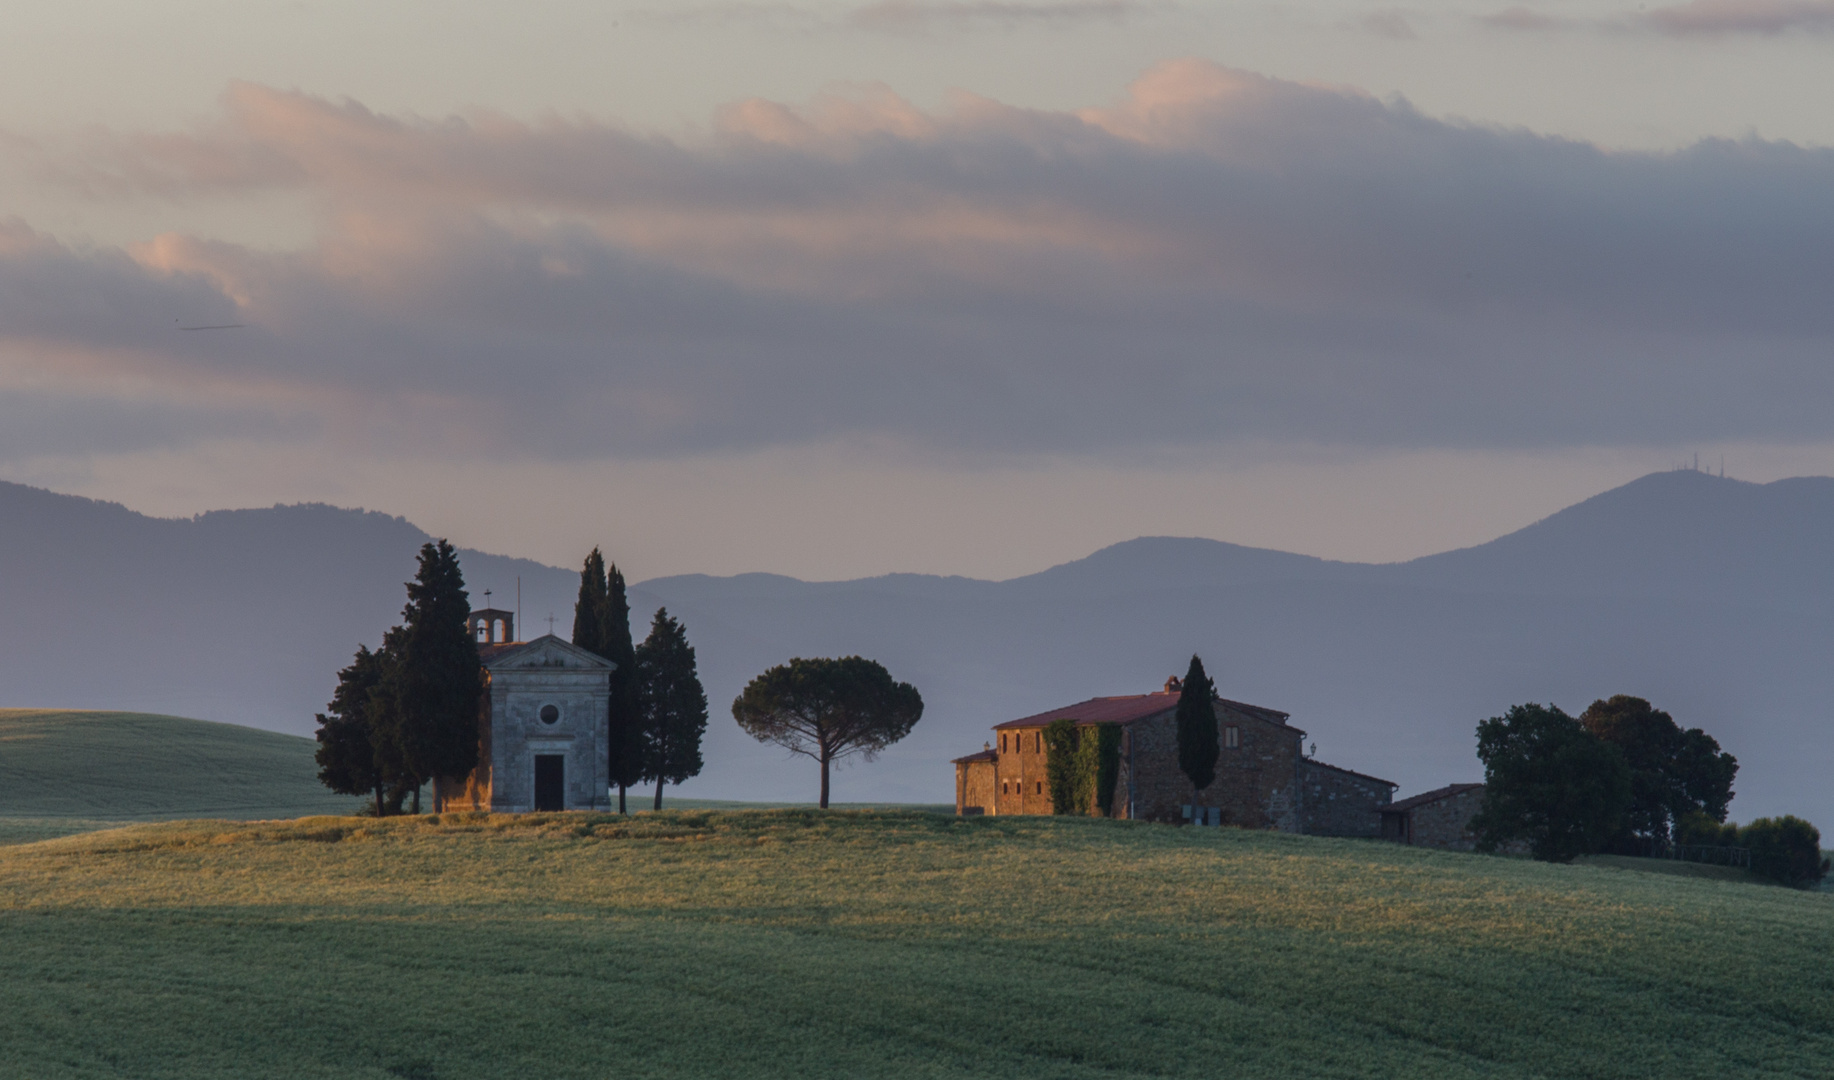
477;633;616;671
1383;782;1484;814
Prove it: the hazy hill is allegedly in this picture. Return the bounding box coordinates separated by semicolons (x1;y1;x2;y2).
1;469;1829;825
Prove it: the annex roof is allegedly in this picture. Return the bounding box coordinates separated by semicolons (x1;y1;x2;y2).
951;749;998;764
1304;758;1398;790
993;690;1292;731
1382;782;1484;814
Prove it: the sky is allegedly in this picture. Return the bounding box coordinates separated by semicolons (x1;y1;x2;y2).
2;0;1832;581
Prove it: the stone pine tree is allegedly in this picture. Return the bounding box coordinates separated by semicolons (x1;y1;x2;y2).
732;656;923;809
602;563;644;814
1174;654;1219;798
383;540;481;813
635;608;708;810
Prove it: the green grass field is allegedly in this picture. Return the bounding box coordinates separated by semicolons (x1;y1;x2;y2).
3;810;1830;1079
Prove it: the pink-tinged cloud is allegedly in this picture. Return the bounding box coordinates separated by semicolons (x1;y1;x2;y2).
3;61;1834;464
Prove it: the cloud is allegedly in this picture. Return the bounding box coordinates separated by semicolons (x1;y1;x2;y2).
1357;10;1420;39
846;0;1148;32
4;62;1834;464
1482;0;1834;35
1639;0;1834;35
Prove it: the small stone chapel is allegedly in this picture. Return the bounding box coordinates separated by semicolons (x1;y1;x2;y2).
433;608;616;814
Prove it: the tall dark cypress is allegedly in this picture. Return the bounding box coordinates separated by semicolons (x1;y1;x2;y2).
602;563;644;813
636;607;707;811
1175;654;1219;796
571;548;609;655
387;540;480;810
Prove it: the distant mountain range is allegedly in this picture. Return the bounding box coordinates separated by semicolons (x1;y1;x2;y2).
2;470;1829;825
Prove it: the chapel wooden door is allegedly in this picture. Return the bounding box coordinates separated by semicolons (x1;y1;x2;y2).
534;755;565;811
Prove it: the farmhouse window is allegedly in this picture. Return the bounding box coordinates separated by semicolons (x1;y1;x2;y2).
1033;732;1041;752
1225;725;1240;749
1035;781;1042;795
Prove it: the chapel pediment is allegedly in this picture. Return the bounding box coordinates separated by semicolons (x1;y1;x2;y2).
480;634;617;672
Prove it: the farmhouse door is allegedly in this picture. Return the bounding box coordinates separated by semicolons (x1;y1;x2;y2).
534;755;565;811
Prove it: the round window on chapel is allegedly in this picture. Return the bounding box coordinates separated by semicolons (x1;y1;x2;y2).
539;704;560;725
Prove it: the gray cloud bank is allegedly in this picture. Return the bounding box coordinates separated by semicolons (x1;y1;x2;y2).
1486;0;1834;35
5;60;1834;462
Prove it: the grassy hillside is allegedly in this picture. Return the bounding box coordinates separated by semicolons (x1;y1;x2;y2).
2;811;1830;1079
0;710;360;825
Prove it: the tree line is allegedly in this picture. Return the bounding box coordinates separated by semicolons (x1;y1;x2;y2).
316;542;924;812
1473;695;1828;886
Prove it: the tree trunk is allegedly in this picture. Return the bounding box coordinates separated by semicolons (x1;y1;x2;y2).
411;785;421;815
373;781;385;818
819;751;830;809
618;783;627;815
653;777;665;811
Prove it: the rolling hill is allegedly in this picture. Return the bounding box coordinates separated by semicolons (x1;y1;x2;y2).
0;710;359;828
1;468;1831;824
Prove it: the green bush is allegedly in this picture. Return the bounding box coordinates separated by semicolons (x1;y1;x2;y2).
1740;816;1830;887
1045;720;1123;816
1043;719;1081;815
1073;723;1123;817
1674;810;1739;848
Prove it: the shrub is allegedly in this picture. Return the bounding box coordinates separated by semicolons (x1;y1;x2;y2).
1073;723;1123;817
1043;719;1082;815
1740;816;1830;887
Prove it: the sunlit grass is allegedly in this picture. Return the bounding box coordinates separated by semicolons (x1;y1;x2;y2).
2;810;1830;1079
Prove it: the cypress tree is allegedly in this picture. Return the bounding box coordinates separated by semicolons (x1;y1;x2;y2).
315;643;393;816
571;548;609;656
603;563;644;813
636;608;708;810
1175;654;1219;796
386;540;481;811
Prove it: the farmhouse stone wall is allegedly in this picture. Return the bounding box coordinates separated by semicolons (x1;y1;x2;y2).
1122;704;1304;829
1410;788;1482;849
993;727;1052;815
955;757;996;815
1297;761;1393;837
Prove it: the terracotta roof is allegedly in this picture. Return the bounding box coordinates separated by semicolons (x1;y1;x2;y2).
993;691;1292;730
1303;759;1397;789
951;749;998;764
476;642;523;662
1383;783;1484;814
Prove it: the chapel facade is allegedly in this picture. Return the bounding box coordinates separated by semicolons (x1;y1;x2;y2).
432;632;615;814
952;677;1395;835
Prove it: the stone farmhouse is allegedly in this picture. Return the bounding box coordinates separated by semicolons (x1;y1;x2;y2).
952;677;1395;835
1380;783;1486;850
433;608;617;814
